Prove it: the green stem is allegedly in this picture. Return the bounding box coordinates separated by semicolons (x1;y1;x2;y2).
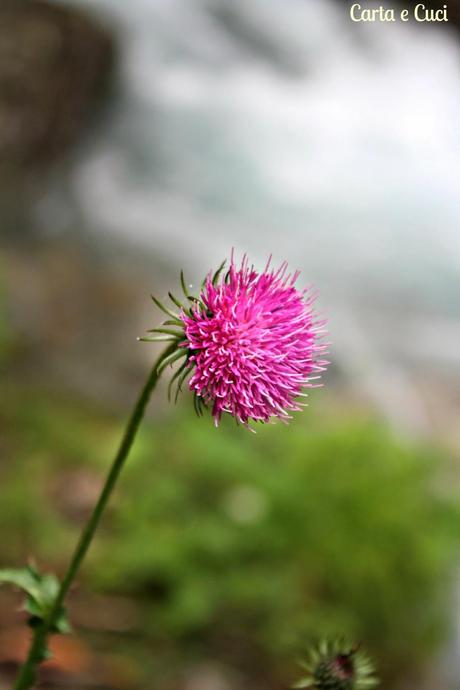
13;344;177;690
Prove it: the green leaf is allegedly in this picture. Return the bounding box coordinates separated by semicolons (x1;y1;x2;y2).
0;565;44;604
0;564;71;634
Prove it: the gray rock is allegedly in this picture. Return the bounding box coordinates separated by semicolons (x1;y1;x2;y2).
0;0;115;172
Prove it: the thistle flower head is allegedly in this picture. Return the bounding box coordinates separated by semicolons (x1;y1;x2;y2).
143;254;328;427
294;639;378;690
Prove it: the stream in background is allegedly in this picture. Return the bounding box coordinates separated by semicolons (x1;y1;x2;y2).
34;0;460;436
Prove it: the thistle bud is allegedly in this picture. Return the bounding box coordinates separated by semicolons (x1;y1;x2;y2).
294;639;378;690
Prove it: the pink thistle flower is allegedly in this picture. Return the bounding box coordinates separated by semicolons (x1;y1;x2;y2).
144;255;328;428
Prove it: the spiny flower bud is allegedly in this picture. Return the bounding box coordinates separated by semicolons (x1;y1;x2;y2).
294;639;378;690
142;254;328;428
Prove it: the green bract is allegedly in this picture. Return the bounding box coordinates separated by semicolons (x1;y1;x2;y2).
294;639;378;690
140;263;227;413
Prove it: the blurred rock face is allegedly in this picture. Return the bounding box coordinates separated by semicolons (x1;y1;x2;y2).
0;0;114;172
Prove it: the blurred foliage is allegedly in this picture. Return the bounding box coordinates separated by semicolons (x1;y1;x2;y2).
0;379;459;686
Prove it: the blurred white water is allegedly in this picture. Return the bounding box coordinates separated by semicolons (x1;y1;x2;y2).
43;0;460;434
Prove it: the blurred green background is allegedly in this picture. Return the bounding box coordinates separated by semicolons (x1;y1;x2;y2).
1;373;459;690
2;1;460;689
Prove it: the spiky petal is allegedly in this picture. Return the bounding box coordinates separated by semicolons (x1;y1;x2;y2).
180;255;328;426
146;255;328;427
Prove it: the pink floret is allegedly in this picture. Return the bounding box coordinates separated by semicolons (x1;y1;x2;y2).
180;257;328;426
